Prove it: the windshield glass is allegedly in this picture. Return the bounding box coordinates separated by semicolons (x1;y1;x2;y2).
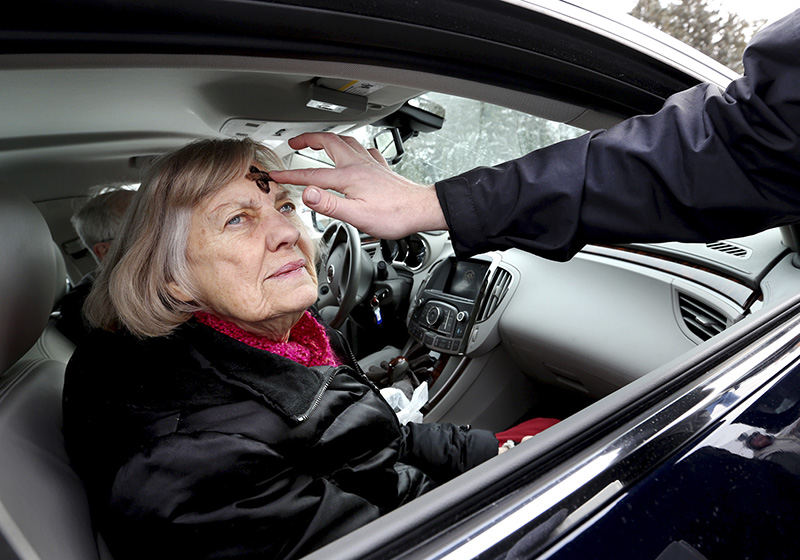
292;92;583;231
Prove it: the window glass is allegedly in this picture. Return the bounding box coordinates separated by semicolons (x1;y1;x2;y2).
294;91;584;231
384;92;583;185
297;92;583;182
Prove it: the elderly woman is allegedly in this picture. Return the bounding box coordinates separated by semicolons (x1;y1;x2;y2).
62;138;499;560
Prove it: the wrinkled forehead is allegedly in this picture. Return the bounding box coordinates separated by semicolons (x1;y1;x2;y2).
200;163;298;202
209;176;285;206
195;177;307;224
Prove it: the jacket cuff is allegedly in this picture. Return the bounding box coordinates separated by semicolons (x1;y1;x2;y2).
434;132;595;262
464;427;501;468
435;176;484;258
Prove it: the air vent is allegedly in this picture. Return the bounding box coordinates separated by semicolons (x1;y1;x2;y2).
678;293;728;341
475;268;512;322
706;241;750;258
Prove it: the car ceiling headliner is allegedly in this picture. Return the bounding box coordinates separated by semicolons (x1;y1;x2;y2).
1;1;730;206
0;52;613;205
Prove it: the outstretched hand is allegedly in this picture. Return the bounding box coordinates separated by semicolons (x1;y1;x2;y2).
269;132;447;239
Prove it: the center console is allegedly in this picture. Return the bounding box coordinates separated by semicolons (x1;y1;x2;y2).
408;257;492;354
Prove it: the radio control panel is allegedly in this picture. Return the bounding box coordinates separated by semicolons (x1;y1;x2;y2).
408;256;492;354
409;299;472;354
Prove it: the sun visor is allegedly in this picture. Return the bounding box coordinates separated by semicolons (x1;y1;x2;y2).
306;84;368;114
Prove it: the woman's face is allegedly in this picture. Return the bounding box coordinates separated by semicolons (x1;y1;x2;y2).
177;174;318;339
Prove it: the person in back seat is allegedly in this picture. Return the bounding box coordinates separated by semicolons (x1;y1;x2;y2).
55;187;134;346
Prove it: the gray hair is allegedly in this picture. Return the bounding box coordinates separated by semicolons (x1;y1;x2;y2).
71;187;136;262
84;137;300;338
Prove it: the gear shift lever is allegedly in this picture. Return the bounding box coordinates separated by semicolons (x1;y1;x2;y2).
387;356;410;384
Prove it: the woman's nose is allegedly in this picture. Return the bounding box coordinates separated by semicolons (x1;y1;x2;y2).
264;211;301;252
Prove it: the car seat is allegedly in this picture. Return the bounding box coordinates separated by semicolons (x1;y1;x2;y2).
0;192;106;559
19;241;77;365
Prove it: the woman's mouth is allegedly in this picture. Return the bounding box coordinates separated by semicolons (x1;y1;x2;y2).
268;259;306;279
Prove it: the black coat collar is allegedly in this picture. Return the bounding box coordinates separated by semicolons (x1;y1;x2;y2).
173;320;340;422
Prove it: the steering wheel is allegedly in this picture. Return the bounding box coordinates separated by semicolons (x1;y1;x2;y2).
318;222;368;329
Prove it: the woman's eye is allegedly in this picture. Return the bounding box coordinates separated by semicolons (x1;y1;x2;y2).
279;202;296;214
226;214;243;226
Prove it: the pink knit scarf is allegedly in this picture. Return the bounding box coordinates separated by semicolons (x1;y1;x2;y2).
194;311;341;368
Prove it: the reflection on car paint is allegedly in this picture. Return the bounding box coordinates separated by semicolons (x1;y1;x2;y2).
546;357;800;560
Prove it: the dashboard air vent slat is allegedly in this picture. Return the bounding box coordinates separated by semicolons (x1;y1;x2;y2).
678;293;728;341
476;268;512;322
706;241;750;258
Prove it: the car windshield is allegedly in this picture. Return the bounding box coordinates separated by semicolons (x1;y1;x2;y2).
294;91;584;231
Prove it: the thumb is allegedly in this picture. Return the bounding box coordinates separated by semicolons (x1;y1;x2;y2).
302;186;345;220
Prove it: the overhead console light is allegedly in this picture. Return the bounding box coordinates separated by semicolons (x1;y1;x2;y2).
219;119;353;144
306;84;368;114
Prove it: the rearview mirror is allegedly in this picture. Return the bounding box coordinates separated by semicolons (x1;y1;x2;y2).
371;97;445;166
373;128;405;165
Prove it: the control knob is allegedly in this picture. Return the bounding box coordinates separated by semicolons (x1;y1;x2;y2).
425;305;441;326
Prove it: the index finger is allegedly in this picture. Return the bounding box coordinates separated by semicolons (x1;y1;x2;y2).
269;167;349;192
287;132;361;164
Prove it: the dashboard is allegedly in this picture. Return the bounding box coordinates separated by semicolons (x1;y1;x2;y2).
381;236;428;270
397;229;789;376
361;227;799;431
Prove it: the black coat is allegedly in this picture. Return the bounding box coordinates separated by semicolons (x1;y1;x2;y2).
54;273;94;346
436;10;800;261
63;320;498;559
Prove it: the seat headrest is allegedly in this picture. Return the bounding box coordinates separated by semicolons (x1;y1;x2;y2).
0;192;57;372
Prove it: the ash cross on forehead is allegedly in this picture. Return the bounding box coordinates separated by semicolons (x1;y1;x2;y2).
246;165;272;194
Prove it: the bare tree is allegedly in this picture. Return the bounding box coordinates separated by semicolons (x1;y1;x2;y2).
630;0;762;73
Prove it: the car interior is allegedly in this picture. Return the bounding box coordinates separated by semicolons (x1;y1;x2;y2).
2;3;800;559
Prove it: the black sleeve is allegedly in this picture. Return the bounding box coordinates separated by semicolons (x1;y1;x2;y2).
399;422;498;482
435;10;800;261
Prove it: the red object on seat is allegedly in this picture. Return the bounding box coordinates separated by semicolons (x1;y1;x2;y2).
495;418;560;443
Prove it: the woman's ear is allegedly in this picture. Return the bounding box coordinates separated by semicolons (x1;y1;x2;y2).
167;281;194;303
92;241;112;262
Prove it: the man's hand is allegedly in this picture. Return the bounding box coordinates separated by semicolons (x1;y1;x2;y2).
269;132;447;239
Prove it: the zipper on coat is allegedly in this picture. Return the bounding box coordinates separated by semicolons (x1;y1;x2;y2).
328;327;404;431
328;328;375;385
293;366;340;423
